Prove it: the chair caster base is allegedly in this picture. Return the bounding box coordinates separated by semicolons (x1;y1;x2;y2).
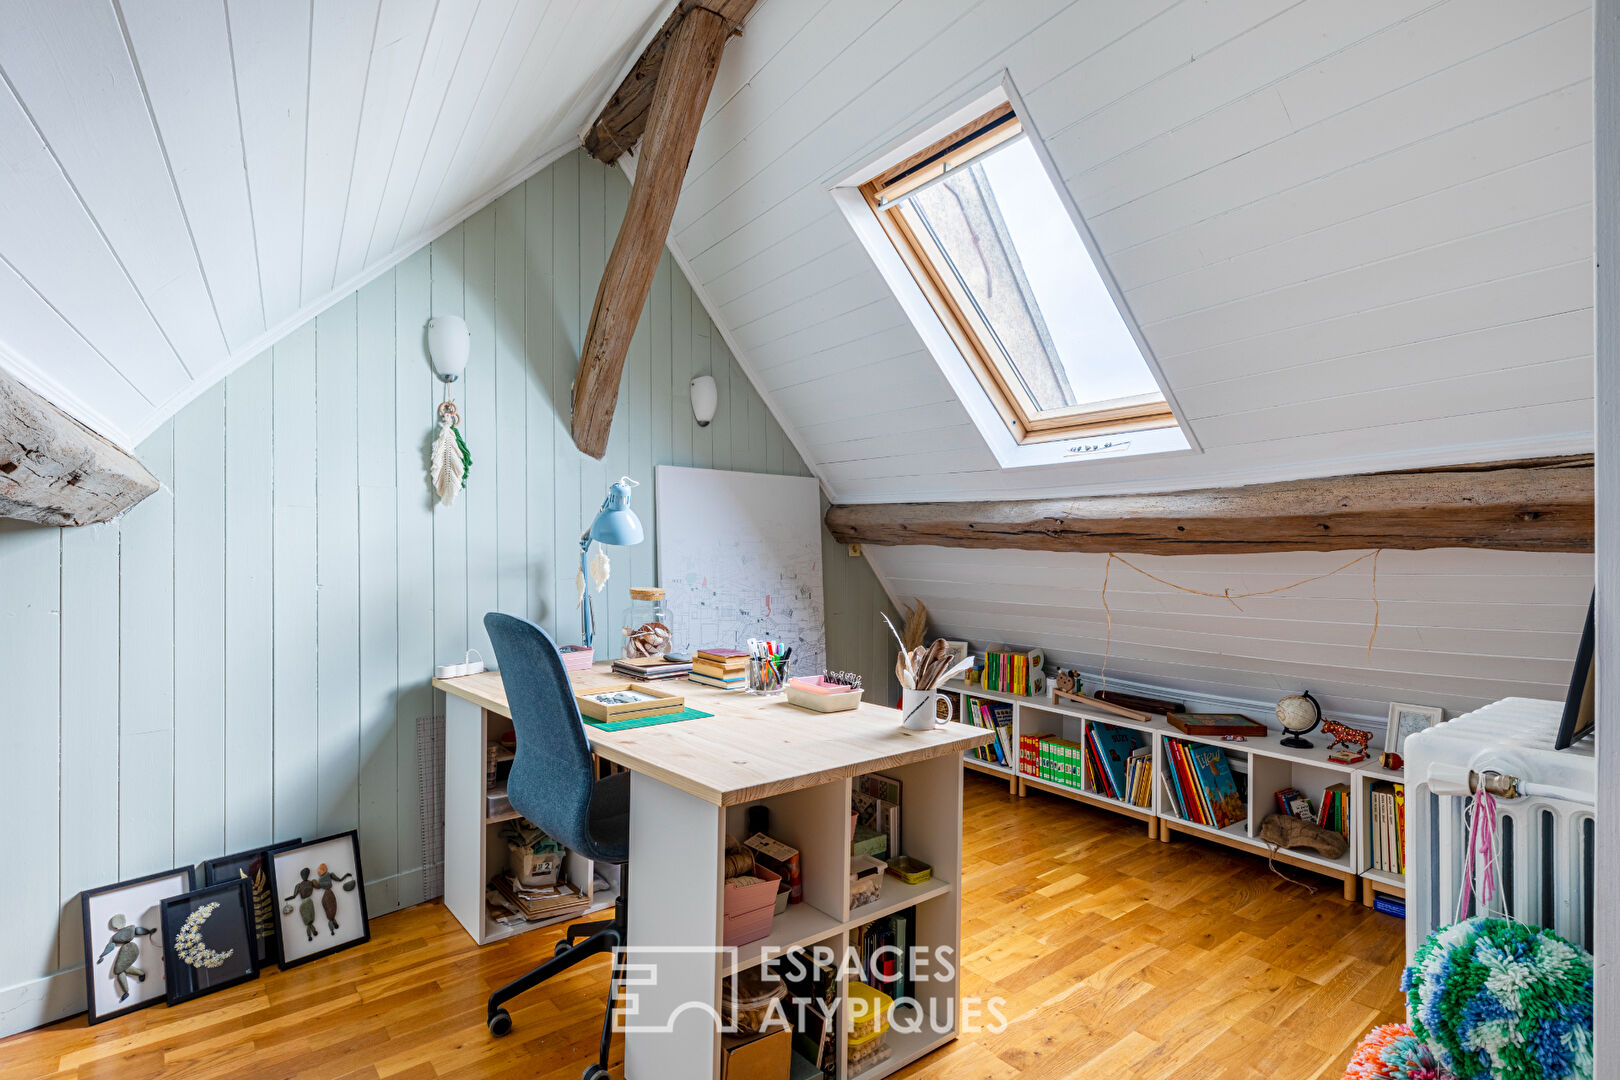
555;939;571;957
487;1008;512;1037
582;1064;611;1080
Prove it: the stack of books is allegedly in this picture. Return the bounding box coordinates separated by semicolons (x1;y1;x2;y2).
1317;782;1352;837
1275;787;1314;820
1022;733;1086;789
980;649;1038;695
490;876;589;923
611;655;691;681
1122;747;1153;808
1162;738;1245;829
1085;722;1148;806
963;697;1013;765
689;648;748;690
1369;781;1406;874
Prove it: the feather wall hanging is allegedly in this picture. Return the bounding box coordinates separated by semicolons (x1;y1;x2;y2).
431;400;472;506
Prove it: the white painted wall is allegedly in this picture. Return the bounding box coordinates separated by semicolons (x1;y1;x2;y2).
870;546;1593;724
670;0;1595;504
0;151;897;1037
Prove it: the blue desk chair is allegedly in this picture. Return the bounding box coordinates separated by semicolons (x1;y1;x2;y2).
483;612;628;1080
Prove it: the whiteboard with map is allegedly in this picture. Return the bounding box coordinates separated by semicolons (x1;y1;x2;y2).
655;465;826;675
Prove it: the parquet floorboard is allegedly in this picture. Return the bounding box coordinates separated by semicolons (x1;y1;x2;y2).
1;774;1404;1079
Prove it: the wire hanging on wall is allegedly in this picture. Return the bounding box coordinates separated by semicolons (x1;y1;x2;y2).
1097;549;1384;691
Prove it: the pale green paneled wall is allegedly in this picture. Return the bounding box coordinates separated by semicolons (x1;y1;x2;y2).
0;150;897;1031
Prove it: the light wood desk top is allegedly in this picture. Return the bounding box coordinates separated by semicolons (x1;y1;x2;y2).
434;665;994;806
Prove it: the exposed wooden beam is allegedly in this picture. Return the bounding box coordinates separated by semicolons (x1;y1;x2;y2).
582;1;756;165
0;364;158;527
572;0;758;458
824;457;1594;555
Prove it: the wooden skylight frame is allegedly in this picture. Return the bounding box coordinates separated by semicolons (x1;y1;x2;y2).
859;103;1176;444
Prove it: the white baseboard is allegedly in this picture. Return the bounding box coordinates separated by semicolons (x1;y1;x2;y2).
1;865;444;1039
0;968;83;1041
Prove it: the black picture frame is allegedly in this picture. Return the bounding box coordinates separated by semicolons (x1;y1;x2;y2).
201;838;303;967
271;830;370;970
160;878;261;1006
79;865;196;1025
1556;592;1596;750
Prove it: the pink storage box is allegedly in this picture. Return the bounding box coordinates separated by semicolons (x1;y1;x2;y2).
559;645;595;671
723;864;781;947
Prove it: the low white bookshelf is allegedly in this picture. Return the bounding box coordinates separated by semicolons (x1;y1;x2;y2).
941;680;1407;904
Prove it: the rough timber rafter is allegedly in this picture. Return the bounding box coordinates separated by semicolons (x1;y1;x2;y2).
571;0;760;459
0;364;158;527
824;457;1595;555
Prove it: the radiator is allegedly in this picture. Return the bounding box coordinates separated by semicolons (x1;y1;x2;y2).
1404;697;1596;960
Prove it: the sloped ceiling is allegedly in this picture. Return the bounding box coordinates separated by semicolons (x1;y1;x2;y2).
664;0;1595;505
650;0;1596;721
0;0;666;448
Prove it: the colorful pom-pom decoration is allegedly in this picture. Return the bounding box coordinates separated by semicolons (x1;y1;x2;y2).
1403;916;1593;1080
1342;1023;1451;1080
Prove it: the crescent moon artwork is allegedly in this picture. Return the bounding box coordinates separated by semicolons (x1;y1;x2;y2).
172;902;235;970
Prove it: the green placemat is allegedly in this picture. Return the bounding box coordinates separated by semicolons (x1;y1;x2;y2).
584;707;713;732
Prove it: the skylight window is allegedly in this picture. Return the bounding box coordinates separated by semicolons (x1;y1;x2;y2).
860;103;1174;444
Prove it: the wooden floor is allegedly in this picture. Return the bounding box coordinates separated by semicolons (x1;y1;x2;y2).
3;773;1404;1080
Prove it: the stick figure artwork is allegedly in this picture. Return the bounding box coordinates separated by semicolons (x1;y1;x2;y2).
271;831;372;968
283;863;354;940
97;914;155;1002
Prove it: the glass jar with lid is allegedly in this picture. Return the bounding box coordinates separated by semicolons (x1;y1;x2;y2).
622;586;672;658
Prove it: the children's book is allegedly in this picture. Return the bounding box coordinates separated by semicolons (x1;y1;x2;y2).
1088;723;1143;801
1186;743;1244;828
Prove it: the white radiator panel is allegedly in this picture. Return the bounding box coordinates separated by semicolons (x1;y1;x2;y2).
1406;697;1596;959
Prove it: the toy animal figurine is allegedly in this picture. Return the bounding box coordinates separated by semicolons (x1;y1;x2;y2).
97;914;156;1001
1053;669;1081;699
1322;718;1373;755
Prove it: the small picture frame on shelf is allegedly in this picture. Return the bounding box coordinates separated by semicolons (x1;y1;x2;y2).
271;831;370;969
160;878;261;1005
79;866;196;1025
1386;703;1443;757
201;839;303;967
941;640;970;667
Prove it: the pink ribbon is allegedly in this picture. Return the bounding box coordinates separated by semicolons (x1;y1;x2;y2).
1455;789;1498;922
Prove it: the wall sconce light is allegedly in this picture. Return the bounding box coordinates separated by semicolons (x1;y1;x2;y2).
690;374;717;427
427;315;470;383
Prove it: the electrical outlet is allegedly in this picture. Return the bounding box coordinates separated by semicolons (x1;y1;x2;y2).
847;543;863;557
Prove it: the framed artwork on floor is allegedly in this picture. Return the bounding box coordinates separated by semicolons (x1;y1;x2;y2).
271;831;370;969
160;879;261;1006
79;866;196;1025
201;839;302;967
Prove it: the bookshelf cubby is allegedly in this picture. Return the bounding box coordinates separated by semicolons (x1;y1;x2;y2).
710;758;964;1080
942;679;1404;904
1354;766;1408;908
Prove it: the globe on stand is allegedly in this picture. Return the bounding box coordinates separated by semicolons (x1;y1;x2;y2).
1275;691;1322;749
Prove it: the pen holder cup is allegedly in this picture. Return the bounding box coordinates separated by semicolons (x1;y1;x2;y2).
747;656;789;695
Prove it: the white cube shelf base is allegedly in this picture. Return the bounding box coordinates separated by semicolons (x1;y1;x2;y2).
943;681;1404;905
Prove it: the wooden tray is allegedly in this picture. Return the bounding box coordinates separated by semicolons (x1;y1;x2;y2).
575;682;686;722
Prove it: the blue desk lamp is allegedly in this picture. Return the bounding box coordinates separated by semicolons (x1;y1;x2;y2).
580;476;644;650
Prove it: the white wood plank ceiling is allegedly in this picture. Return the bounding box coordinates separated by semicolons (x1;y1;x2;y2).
0;0;667;448
665;0;1596;504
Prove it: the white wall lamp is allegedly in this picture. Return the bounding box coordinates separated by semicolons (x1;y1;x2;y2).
427;315;470;383
690;374;717;427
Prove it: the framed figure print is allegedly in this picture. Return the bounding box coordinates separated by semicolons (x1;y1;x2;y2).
202;839;302;967
271;831;370;969
80;866;195;1024
1386;702;1444;757
160;879;260;1005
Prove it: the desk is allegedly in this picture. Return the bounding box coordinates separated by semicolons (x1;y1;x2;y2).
436;664;993;1080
